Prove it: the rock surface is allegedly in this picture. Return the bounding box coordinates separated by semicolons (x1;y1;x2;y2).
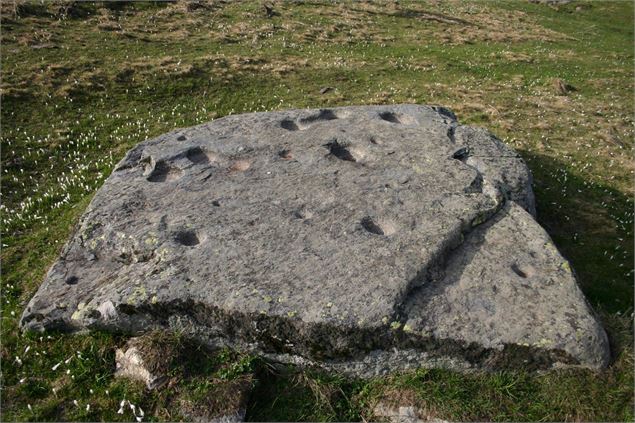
115;335;171;390
21;104;609;375
373;402;448;423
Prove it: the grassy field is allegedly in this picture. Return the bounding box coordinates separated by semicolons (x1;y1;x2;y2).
1;0;633;421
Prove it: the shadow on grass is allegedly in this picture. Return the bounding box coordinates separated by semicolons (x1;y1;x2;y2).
520;150;633;314
246;150;634;422
246;365;363;422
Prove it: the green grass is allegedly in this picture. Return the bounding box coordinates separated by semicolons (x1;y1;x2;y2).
1;0;633;421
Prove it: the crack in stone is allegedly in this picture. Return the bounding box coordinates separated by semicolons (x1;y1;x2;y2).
446;124;457;144
389;163;508;329
394;202;507;317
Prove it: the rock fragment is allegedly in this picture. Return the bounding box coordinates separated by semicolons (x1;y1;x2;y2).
114;332;178;390
552;77;576;95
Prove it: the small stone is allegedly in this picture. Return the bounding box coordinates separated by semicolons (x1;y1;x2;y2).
320;86;334;94
114;333;177;390
552;78;576;95
373;396;449;423
263;3;276;18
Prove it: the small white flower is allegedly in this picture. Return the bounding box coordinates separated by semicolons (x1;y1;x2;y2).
52;362;62;371
73;400;79;407
27;404;32;412
86;404;90;412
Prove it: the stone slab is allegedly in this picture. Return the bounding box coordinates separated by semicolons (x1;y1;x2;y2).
20;105;609;374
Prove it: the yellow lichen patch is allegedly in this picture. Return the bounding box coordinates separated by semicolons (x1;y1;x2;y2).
156;248;170;262
144;233;159;246
560;261;572;273
127;286;148;306
534;338;554;348
390;321;402;330
71;302;87;321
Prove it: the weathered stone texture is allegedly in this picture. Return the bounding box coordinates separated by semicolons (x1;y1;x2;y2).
21;105;609;375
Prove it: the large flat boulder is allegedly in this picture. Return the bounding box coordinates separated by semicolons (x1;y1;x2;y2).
21;104;609;375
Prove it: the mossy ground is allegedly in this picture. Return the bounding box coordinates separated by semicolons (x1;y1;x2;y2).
1;0;633;421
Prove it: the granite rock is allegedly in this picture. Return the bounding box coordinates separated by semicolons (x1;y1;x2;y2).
21;105;609;375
